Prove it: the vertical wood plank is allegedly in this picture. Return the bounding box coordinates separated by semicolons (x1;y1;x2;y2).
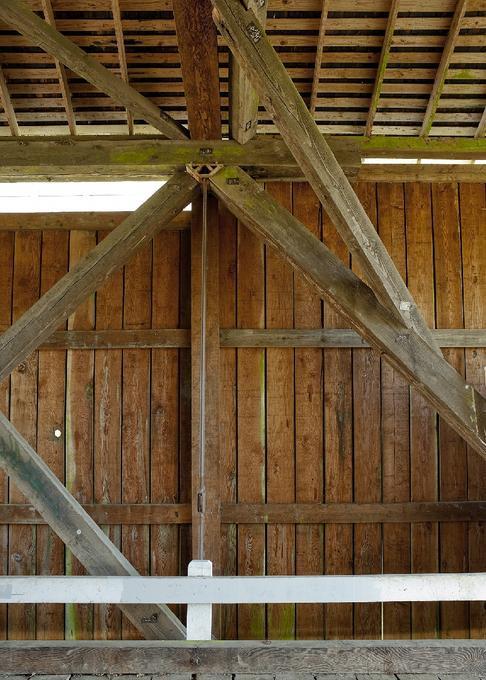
93;230;123;640
237;219;265;640
151;230;181;619
0;231;14;640
65;230;95;641
377;183;411;640
265;182;295;640
8;231;41;640
460;182;486;640
219;203;238;640
352;182;382;640
432;182;469;639
405;183;439;639
323;198;353;641
292;182;324;640
36;230;68;640
122;243;152;639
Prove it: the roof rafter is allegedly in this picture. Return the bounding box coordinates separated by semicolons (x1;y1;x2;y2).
41;0;76;135
365;0;400;136
0;0;189;140
0;66;18;136
420;0;468;138
111;0;133;135
210;0;440;354
309;0;331;116
476;107;486;138
209;165;486;461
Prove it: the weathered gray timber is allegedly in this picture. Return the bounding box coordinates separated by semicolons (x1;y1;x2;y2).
209;166;486;459
0;412;186;639
0;172;198;382
0;640;485;674
210;0;440;353
0;136;482;182
0;0;188;140
230;0;267;143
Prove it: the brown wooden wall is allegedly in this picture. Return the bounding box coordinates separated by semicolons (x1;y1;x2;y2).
0;181;484;642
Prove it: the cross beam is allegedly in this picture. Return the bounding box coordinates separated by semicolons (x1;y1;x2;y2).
208;166;486;460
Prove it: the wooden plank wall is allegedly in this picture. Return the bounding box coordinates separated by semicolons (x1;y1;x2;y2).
0;181;484;641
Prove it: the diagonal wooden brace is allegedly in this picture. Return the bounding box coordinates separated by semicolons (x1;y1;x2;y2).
0;410;187;639
210;0;441;356
0;172;199;383
209;166;486;460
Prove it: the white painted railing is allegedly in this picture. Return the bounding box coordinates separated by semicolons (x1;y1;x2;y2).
0;562;484;640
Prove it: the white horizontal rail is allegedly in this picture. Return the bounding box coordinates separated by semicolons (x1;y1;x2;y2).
0;572;484;604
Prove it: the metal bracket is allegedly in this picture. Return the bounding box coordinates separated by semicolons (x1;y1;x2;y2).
186;162;223;182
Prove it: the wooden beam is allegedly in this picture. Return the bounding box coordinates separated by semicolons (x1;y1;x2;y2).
172;0;221;139
420;0;468;138
0;173;199;382
1;327;484;351
365;0;400;136
0;411;186;639
0;0;188;140
0;210;191;232
210;0;440;354
476;107;486;138
0;500;483;526
230;0;267;143
41;0;76;135
0;640;485;674
0;67;19;136
111;0;133;135
309;0;330;116
0;136;482;182
209;166;486;460
172;3;223;636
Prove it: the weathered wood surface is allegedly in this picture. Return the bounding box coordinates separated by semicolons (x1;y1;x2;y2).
210;0;439;353
0;173;198;382
230;0;267;143
0;412;187;639
2;329;485;352
0;500;483;525
0;0;188;140
0;212;191;233
209;167;486;459
0;640;485;674
0;137;482;182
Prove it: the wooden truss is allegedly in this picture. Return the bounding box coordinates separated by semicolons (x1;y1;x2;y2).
0;0;484;645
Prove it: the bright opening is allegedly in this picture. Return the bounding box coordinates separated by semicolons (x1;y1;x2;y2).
0;180;192;213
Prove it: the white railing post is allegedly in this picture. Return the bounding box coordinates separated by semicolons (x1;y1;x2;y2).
186;559;212;640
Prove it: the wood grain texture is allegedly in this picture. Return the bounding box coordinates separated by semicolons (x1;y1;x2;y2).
0;173;198;383
0;0;188;140
0;640;485;674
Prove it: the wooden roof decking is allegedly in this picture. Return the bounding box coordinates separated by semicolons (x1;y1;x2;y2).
0;0;484;137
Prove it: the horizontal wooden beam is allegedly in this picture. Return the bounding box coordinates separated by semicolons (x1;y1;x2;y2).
0;501;483;525
1;640;485;674
1;328;484;351
0;136;482;182
0;211;191;232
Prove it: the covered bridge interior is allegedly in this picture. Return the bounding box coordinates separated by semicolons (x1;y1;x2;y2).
0;0;484;675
